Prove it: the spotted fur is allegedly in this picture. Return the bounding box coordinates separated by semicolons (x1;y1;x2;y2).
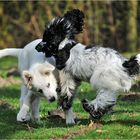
36;9;140;124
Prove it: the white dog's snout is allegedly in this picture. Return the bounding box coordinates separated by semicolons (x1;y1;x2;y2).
48;94;57;102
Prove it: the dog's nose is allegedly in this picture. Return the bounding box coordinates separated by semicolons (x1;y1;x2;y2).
49;96;55;102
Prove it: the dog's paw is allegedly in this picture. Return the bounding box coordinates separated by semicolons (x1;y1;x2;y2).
82;99;105;120
66;117;75;125
81;99;91;112
31;115;40;121
17;112;30;122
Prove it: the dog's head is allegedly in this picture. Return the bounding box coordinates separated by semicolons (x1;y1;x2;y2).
36;9;84;57
22;63;57;102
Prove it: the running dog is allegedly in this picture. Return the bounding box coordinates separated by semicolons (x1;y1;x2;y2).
0;39;58;122
36;9;140;124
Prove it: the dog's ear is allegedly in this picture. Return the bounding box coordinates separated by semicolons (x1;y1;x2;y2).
44;9;85;40
36;9;85;56
44;63;55;72
39;63;55;75
63;9;85;36
22;71;33;89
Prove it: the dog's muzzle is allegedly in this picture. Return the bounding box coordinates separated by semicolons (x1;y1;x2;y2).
36;42;46;52
49;96;56;102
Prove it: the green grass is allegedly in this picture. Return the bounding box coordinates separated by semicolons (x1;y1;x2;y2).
0;56;17;77
0;57;140;139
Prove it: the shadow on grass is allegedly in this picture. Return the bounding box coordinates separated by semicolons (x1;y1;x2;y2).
26;116;90;130
109;107;140;114
102;119;140;126
0;86;20;99
0;107;28;139
0;107;88;139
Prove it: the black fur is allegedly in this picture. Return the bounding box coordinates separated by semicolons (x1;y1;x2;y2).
55;42;77;70
59;95;74;110
64;9;84;35
123;56;140;76
85;44;97;50
36;17;67;57
35;9;84;57
82;99;114;119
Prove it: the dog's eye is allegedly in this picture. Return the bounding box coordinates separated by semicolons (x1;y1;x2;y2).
38;89;43;93
45;71;50;75
47;83;50;88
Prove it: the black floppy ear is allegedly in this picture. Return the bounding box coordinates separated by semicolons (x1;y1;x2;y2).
35;9;85;56
44;9;85;40
64;9;85;36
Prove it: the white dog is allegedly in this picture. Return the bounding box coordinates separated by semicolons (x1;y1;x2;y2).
0;39;58;122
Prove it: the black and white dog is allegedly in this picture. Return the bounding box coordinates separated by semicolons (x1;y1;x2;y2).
36;9;140;124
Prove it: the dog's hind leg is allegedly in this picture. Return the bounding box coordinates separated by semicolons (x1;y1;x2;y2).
30;95;40;121
82;89;118;120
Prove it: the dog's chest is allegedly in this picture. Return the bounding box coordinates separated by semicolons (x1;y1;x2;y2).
65;58;94;82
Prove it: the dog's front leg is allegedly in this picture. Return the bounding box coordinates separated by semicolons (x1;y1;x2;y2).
59;92;75;124
30;95;40;121
20;84;28;109
65;107;75;124
17;90;32;122
59;72;77;124
82;89;118;120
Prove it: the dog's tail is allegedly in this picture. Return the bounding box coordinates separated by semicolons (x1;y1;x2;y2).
0;48;22;59
123;54;140;76
64;9;85;35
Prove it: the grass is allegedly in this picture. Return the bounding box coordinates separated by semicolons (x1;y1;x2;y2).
0;56;140;139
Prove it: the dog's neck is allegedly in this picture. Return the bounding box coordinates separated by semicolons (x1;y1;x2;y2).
54;38;78;70
56;39;95;81
59;38;70;50
63;43;92;81
58;38;76;51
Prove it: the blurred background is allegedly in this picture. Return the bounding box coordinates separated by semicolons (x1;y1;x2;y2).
0;0;140;53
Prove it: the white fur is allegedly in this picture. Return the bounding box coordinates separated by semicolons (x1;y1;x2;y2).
58;40;139;124
59;38;70;50
66;43;132;91
65;108;75;124
59;71;76;97
89;89;118;110
136;54;140;65
0;39;58;122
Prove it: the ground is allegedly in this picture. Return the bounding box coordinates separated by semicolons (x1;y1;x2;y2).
0;56;140;139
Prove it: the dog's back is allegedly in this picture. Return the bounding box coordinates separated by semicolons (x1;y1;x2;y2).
18;39;45;72
0;39;46;73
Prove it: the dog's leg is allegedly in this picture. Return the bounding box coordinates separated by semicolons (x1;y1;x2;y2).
17;90;32;122
20;84;28;109
65;107;75;124
58;72;77;124
30;95;40;121
82;89;118;120
59;94;75;124
59;71;77;109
